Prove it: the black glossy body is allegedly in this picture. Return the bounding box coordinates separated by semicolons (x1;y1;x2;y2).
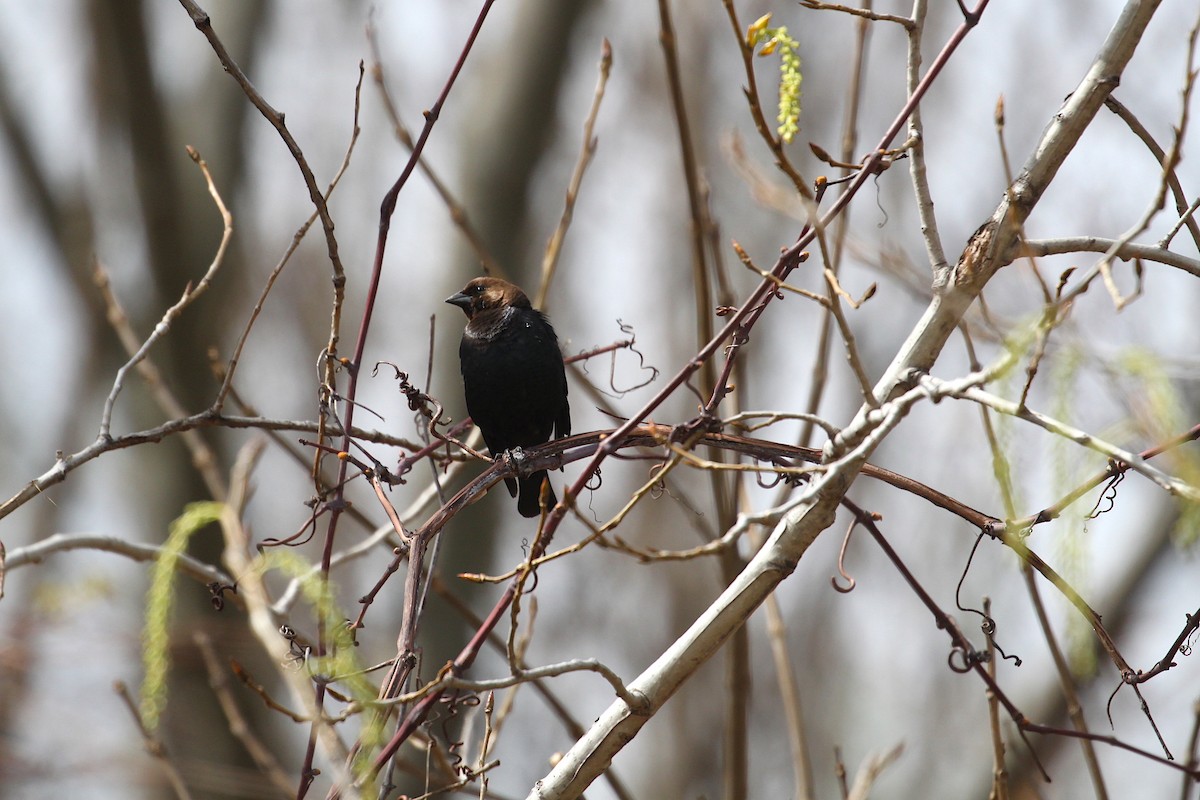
448;278;570;517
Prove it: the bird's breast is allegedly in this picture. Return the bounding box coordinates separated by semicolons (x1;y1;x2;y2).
464;306;520;341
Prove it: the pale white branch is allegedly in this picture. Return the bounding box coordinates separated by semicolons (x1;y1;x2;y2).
1020;237;1200;279
919;375;1200;502
98;148;233;441
4;532;232;587
847;743;906;800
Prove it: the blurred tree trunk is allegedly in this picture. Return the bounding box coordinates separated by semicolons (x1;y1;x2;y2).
87;0;266;793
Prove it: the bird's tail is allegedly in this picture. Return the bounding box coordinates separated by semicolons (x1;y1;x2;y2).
517;471;556;518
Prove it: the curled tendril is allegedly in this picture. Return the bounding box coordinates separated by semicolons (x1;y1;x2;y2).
992;639;1022;667
756;467;786;489
585;467;603;492
756;472;784;489
948;646;990;673
439;690;481;771
1086;470;1125;519
523;562;541;594
1106;679;1125;726
578;320;660;397
954;547;1024;668
611;322;660;394
1180;616;1196;658
955;534;984;618
831;520;857;593
279;626;310;672
955;532;991;623
207;581;238;611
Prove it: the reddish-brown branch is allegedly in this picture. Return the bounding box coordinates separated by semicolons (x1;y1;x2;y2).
1129;607;1200;684
316;1;499;795
846;499;1200;783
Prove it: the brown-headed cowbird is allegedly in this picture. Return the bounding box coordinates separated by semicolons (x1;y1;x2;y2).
447;277;570;517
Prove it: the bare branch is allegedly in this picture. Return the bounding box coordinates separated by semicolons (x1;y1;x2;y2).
920;375;1200;501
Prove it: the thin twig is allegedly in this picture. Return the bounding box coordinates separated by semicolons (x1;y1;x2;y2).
799;0;914;27
214;64;365;412
93;150;231;501
750;525;814;800
1010;423;1200;532
798;0;877;460
4;533;233;588
720;0;810;196
845;743;905;800
314;4;499;794
176;0;346;283
366;23;503;277
535;39;612;309
114;681;195;800
1018;237;1200;278
195;632;294;798
1102;93;1200;252
98;146;232;441
920;376;1200;501
905;0;950;281
0;410;422;523
983;598;1010;800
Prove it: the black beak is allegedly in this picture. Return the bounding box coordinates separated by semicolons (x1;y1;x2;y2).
446;292;472;313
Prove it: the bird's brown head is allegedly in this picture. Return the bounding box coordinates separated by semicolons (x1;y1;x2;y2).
446;277;532;319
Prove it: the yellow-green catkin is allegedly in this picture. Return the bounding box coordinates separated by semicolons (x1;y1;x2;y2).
747;14;802;143
141;501;224;730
